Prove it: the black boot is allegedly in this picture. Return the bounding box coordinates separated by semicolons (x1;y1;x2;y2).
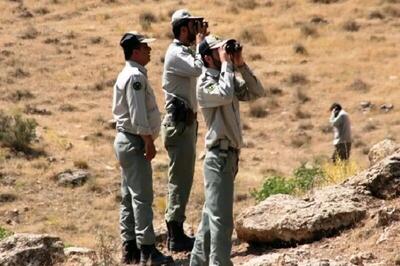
140;244;174;266
122;239;141;265
166;221;195;252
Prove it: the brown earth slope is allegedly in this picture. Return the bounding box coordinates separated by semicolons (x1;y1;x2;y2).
0;0;399;263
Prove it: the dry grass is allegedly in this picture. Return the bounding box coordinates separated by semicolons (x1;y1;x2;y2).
0;0;399;263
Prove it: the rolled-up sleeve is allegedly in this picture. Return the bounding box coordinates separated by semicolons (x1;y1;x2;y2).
125;75;152;135
198;62;236;108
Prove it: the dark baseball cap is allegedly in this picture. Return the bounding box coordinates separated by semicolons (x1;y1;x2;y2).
120;31;156;48
199;35;226;55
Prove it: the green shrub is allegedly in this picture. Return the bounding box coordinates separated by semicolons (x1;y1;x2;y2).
251;175;296;202
0;111;37;151
252;164;324;202
0;227;12;240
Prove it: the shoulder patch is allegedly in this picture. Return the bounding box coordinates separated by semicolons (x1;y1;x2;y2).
205;83;218;93
133;81;142;91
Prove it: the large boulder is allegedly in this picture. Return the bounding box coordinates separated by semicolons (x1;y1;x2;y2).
346;151;400;199
0;233;64;266
235;186;366;245
368;139;399;166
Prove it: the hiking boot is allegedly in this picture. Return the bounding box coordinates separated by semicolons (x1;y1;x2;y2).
139;244;174;266
166;221;195;252
122;239;141;265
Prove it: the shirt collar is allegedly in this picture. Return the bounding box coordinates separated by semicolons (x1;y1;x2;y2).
126;60;147;76
205;67;220;78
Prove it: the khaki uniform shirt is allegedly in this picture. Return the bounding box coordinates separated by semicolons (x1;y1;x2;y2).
112;60;161;139
162;39;203;112
330;109;351;145
197;62;265;149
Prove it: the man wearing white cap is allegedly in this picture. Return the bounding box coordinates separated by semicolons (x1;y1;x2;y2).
113;31;174;265
161;9;208;252
190;35;265;265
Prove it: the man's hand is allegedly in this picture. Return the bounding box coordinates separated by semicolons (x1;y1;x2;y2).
141;135;156;161
195;21;209;44
219;45;231;64
231;49;245;67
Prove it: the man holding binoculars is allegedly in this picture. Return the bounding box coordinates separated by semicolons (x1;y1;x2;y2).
161;9;208;252
190;35;265;265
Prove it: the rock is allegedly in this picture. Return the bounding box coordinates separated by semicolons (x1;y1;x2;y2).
235;186;366;245
0;233;64;266
242;252;348;266
368;139;399;166
56;169;90;187
350;252;376;265
64;247;96;266
346;151;400;199
375;207;400;227
360;101;374;111
380;103;393;112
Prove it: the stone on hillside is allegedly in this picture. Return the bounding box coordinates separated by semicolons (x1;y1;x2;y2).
0;234;64;266
368;139;399;166
56;169;90;187
242;252;348;266
235;186;366;245
64;247;96;266
380;103;393;113
346;151;400;199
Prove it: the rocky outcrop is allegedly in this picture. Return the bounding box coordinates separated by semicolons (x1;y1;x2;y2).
235;186;366;245
56;169;90;187
368;139;399;166
0;234;64;266
346;151;400;199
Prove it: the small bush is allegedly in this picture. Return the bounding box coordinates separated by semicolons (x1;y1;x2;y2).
342;20;360;32
310;0;339;3
0;111;37;152
321;160;359;184
239;28;267;45
0;227;12;241
293;43;308;55
139;11;157;30
74;160;89;169
287;73;308;85
96;232;118;266
368;10;385;20
300;24;318;37
252;164;324;202
249;101;268;118
348;79;369;92
251;175;296;201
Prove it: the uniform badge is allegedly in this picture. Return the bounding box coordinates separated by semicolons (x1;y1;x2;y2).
133;81;142;91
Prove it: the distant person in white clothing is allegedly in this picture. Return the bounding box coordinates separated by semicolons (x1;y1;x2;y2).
329;103;352;162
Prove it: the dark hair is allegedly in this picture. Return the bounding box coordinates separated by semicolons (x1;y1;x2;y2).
172;19;189;39
330;102;342;112
200;49;213;68
122;42;141;61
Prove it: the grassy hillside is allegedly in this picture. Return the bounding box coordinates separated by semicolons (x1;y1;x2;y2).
0;0;399;251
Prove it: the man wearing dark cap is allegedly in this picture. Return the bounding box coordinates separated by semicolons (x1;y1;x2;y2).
113;31;173;265
329;103;352;162
190;35;264;265
161;9;208;252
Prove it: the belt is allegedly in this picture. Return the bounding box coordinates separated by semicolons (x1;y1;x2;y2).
210;139;239;157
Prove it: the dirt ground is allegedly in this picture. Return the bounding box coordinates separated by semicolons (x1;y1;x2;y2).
0;0;399;264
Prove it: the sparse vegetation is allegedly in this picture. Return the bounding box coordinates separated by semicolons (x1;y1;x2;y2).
252;160;359;202
139;11;157;30
0;111;37;152
287;73;308;85
342;20;360;32
95;232;118;266
239;28;267;45
0;227;12;241
249;100;268;118
293;43;308;55
300;24;318;37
